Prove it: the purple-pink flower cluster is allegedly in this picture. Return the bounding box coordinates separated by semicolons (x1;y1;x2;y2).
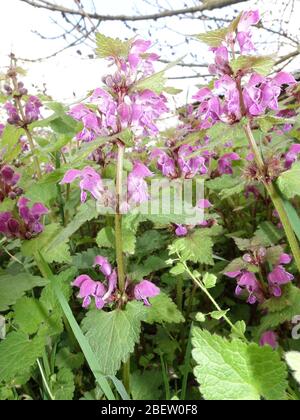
0;197;48;239
4;96;42;127
226;248;294;304
61;161;153;211
193;10;296;129
69;39;168;141
0;165;23;202
72;255;160;310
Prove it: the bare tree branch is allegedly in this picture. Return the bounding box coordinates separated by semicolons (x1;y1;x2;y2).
19;0;248;22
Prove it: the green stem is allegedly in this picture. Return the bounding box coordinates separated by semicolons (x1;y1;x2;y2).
122;358;131;396
9;58;42;180
180;256;245;340
115;142;126;294
265;183;300;272
244;122;300;272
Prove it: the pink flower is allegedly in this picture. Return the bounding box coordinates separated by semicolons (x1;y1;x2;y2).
72;257;160;309
285;144;300;169
175;224;188;237
72;274;108;309
127;161;153;206
94;255;113;277
0;212;20;238
226;270;264;304
151;149;177;178
197;199;212;209
268;265;294;297
18;197;48;235
237;10;260;53
208;46;231;76
178;145;208;178
60;167;104;203
134;280;160;306
259;331;278;349
24;96;42;124
218;152;240;175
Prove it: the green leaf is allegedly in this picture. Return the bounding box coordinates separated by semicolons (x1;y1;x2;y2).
206;175;241;192
118;128;135;147
134;71;166;94
130;255;167;280
25;182;57;206
256;285;300;337
0;273;47;312
285;352;300;384
146;292;184;324
14;297;48;335
254;221;284;246
131;370;163;400
195;313;206;323
219;182;245;200
195;28;228;47
22;223;71;264
230;55;275;76
96;33;132;58
210;309;229;320
55;348;84;371
82;301;147;375
277;163;300;198
0;331;45;382
173;230;215;265
203;273;217;289
96;225;137;254
96;227;115;248
192;328;288;400
256;115;289;133
46;201;98;252
0;125;22;162
51;368;75;400
282;199;300;242
169;262;186;276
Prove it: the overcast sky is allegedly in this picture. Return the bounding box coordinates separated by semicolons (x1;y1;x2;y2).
1;0;300;104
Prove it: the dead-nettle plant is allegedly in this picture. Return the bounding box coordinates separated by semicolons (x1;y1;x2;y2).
0;9;300;401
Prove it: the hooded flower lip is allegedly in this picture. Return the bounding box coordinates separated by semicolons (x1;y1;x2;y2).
60;166;104;203
259;330;278;349
94;255;113;277
133;279;160;306
127;161;153;207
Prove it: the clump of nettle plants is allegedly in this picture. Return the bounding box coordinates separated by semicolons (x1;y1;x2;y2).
1;11;300;401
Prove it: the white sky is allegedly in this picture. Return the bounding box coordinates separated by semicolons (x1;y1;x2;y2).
1;0;299;104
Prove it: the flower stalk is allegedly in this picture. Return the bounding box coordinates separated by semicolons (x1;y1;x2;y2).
243;121;300;272
115;141;126;295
